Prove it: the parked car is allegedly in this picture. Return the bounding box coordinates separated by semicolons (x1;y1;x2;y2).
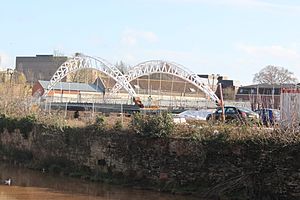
177;109;213;121
172;114;187;124
255;108;280;126
206;106;259;123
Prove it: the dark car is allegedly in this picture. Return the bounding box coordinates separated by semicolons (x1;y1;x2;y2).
206;106;259;123
255;108;280;126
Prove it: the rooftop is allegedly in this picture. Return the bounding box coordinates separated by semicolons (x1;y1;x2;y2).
38;80;104;93
240;83;299;89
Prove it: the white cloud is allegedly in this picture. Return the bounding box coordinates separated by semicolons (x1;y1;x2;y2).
121;28;158;46
237;44;300;60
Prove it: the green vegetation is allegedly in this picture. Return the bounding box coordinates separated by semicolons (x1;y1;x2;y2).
0;109;299;144
0;114;36;139
94;115;106;132
131;112;174;138
113;120;123;131
174;119;300;145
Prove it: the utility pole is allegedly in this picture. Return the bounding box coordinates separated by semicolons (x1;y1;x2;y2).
121;103;123;126
219;83;225;122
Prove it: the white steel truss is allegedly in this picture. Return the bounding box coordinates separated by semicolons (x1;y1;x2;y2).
43;54;136;97
110;60;220;104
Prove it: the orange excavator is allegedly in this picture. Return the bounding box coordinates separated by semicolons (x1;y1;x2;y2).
133;97;144;108
133;97;160;111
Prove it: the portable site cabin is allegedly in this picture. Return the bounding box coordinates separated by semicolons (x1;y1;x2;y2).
280;88;300;127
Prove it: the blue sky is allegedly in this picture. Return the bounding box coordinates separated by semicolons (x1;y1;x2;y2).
1;0;300;85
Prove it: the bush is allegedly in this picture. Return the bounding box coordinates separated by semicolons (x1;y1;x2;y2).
0;114;6;133
17;115;36;139
0;114;36;136
0;114;16;133
132;112;174;137
95;115;106;132
114;120;123;131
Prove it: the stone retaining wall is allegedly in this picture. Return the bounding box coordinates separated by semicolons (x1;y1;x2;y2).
0;126;299;199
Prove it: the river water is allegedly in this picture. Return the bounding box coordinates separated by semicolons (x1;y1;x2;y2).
0;164;199;200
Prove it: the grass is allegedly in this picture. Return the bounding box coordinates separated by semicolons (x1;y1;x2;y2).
174;120;300;144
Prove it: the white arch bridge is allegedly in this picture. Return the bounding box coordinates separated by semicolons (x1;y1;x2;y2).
43;54;220;105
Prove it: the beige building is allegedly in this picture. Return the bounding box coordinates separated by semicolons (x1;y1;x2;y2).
32;80;105;103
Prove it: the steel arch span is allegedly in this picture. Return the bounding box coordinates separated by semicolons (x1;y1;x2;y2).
111;60;220;104
43;54;136;97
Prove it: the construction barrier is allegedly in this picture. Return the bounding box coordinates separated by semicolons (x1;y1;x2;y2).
280;88;300;127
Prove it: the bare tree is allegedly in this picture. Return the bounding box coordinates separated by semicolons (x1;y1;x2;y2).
253;65;298;84
66;69;101;83
116;61;130;74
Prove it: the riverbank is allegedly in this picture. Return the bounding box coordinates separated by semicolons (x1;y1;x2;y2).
0;114;300;199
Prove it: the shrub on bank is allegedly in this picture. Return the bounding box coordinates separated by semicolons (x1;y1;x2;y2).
0;114;36;139
0;114;15;133
174;122;300;145
17;115;36;139
114;120;123;131
94;115;106;132
131;112;174;137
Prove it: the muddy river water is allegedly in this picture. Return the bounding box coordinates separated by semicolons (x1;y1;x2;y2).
0;164;200;200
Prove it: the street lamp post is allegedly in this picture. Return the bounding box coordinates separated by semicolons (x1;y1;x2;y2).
7;68;14;86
